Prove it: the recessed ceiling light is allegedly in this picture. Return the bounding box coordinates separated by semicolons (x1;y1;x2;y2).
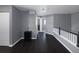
42;8;46;12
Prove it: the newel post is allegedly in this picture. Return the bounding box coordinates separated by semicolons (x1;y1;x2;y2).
77;32;79;47
59;27;60;35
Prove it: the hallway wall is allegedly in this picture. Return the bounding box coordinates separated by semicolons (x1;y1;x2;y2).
11;6;22;44
53;14;71;31
71;13;79;34
21;12;29;37
21;11;37;39
0;5;12;12
28;14;37;38
46;15;54;33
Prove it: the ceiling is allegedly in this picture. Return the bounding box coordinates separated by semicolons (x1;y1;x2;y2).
15;5;79;16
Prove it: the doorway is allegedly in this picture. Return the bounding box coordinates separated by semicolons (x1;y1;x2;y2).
36;16;46;32
36;16;47;40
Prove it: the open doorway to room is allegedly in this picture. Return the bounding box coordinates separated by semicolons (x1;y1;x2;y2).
36;16;47;32
36;16;47;40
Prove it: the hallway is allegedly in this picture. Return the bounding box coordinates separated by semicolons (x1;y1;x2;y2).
0;5;79;53
0;33;70;53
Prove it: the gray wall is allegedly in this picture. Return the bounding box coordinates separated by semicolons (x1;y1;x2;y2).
54;14;71;31
46;16;54;33
21;12;29;37
28;14;37;38
21;12;37;38
0;5;12;12
71;13;79;33
11;6;22;44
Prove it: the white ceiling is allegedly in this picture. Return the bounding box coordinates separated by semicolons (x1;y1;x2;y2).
15;5;79;16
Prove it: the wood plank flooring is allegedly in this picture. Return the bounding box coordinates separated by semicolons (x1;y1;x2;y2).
0;33;70;53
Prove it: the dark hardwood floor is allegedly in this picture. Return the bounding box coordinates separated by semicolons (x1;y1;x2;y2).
0;33;70;53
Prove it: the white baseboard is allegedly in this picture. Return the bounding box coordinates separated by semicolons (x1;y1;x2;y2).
9;37;22;47
20;37;24;39
21;37;37;40
32;37;37;39
9;36;37;47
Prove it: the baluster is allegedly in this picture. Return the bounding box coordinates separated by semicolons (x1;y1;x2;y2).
59;27;60;35
74;35;77;45
67;32;69;40
71;33;73;43
75;35;77;45
69;33;71;41
70;33;72;42
72;34;73;43
73;35;75;44
73;34;75;44
72;34;74;43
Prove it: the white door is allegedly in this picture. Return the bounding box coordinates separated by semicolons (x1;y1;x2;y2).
0;13;9;46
